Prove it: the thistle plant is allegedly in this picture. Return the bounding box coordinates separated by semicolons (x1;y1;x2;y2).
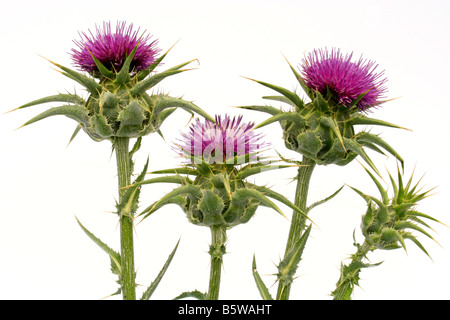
133;114;310;300
10;21;441;300
12;21;213;300
240;48;406;299
332;166;440;300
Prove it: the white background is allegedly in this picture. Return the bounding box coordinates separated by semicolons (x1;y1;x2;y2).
1;0;449;300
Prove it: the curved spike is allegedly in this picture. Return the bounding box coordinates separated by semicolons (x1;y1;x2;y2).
361;165;389;205
252;255;274;300
18;105;89;129
249;184;315;225
243;76;304;109
139;184;201;220
236;164;294;180
7;93;86;113
347;115;410;131
131;67;194;97
232;188;288;220
356;132;405;169
254;112;306;129
403;234;432;259
126;175;192;189
343;138;381;177
282;53;314;100
394;221;436;242
40;56;102;95
235;105;282;116
152;96;215;123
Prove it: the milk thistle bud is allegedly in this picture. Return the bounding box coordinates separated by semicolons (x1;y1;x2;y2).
240;48;404;173
14;21;213;142
332;166;441;300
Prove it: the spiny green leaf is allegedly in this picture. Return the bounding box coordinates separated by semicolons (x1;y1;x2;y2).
75;217;121;275
356;132;404;169
131;67;193;97
349;90;370;108
403;233;432;258
139;196;186;222
159;108;177;123
347;115;408;130
89;52;115;79
129;137;142;160
43;58;102;95
141;239;180;300
174;290;207;300
232;188;287;220
244;77;304;109
149;167;200;176
284;55;314;100
252;255;273;300
313;91;329;112
361;165;389;205
394;221;435;241
116;158;149;218
9;93;85;113
236;105;282;116
249;184;314;224
152;96;215;123
381;228;407;252
278;225;312;275
19;105;89;128
343;138;381;177
407;210;445;226
67;124;82;146
236;164;294;180
254;112;306;129
129;175;192;188
306;185;344;213
139;184;202;220
115;43;139;85
262;95;298;108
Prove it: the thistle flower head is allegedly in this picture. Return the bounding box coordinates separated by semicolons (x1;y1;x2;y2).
354;167;439;255
71;21;160;75
176;114;267;165
300;48;387;111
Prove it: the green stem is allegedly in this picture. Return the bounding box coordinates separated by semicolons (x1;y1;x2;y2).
207;225;227;300
332;240;372;300
114;137;136;300
277;156;316;300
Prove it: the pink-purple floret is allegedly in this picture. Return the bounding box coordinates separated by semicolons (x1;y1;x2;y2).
71;21;160;74
300;48;388;111
176;115;267;164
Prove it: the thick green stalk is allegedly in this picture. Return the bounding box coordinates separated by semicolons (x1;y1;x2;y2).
114;137;136;300
332;240;372;300
277;156;316;300
207;225;227;300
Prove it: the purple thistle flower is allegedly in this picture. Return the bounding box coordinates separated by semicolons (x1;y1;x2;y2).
176;115;267;165
300;48;388;111
71;21;160;74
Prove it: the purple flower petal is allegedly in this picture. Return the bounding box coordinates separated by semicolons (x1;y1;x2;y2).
71;21;160;74
175;115;268;165
300;48;387;111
